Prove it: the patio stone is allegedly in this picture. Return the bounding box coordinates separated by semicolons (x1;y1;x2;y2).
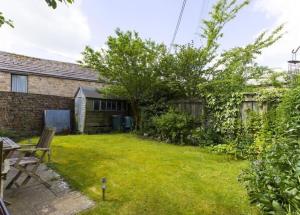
4;164;95;215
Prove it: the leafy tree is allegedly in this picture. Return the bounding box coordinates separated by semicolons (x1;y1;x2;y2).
0;12;13;28
80;0;283;133
45;0;74;9
80;29;167;129
0;0;74;28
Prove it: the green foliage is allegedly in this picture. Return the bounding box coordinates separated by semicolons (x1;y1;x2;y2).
44;0;74;9
242;87;300;214
0;12;13;28
205;92;244;141
256;88;287;105
152;109;195;145
241;138;300;215
207;87;285;159
80;0;283;136
277;86;300;138
80;30;167;129
0;0;73;28
188;127;220;146
210;111;264;160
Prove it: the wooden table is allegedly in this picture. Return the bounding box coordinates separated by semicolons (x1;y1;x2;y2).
0;137;20;159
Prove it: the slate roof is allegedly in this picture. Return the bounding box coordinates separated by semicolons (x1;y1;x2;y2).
78;87;124;100
80;87;103;99
0;51;102;82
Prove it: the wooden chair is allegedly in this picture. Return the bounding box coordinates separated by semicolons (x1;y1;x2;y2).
6;127;56;189
0;141;10;215
22;127;56;161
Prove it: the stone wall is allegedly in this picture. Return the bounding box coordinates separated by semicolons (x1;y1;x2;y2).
0;91;74;136
28;75;104;97
0;71;104;98
0;72;11;91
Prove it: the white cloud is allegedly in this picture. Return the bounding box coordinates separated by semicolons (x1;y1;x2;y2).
253;0;300;70
0;0;90;62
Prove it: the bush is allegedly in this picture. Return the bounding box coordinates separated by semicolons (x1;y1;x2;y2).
241;138;300;214
0;129;19;140
277;86;300;138
241;87;300;214
152;109;194;145
188;127;220;146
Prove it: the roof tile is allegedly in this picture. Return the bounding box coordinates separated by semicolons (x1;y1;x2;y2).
0;51;101;82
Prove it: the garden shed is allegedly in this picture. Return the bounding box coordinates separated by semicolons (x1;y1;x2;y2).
75;87;129;133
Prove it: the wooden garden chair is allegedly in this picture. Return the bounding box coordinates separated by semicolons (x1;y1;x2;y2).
0;141;10;215
6;127;56;189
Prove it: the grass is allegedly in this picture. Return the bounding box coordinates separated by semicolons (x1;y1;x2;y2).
34;134;257;214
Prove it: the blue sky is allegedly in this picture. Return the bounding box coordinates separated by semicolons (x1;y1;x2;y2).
0;0;298;70
81;0;271;49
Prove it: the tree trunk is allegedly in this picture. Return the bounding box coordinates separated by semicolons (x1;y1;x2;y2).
130;100;141;130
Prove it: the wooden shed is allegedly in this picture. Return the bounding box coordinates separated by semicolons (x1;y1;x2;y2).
75;87;129;133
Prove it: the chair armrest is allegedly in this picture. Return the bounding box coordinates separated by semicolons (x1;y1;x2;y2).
1;160;10;176
19;144;36;148
17;148;49;153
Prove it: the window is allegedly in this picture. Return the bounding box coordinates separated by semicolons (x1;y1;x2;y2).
11;74;28;93
112;101;116;111
117;101;122;111
93;100;100;111
101;100;106;110
107;100;112;110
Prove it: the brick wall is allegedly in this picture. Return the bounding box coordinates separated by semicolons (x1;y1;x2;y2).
0;71;104;98
0;91;74;136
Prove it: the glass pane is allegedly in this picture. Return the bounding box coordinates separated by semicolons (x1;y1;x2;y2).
112;101;116;111
11;75;28;93
107;100;112;110
117;101;122;111
93;100;100;111
101;100;106;110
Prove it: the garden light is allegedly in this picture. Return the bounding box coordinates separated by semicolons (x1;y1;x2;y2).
101;177;107;201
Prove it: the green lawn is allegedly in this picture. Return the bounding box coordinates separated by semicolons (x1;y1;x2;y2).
42;134;256;215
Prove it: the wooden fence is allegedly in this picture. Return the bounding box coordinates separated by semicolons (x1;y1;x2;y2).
170;93;267;121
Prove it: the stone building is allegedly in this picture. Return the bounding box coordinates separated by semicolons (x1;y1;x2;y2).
0;51;104;97
0;51;105;135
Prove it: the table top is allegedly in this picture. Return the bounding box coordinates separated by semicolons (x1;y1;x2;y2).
0;137;20;151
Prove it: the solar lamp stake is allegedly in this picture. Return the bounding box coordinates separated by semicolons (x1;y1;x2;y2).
101;177;107;201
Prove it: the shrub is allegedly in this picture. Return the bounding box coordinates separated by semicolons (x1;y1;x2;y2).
276;86;300;138
188;127;220;146
241;87;300;214
0;129;19;140
152;109;194;145
241;137;300;214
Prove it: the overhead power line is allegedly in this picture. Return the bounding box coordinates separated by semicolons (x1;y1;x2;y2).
169;0;188;52
193;0;209;45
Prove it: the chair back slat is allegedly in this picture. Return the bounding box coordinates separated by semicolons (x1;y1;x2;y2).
0;141;9;215
0;141;3;197
37;127;56;148
0;198;10;215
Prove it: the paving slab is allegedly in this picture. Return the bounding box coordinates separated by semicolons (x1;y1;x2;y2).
4;164;95;215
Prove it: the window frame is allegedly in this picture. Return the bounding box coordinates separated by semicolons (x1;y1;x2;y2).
11;74;28;93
